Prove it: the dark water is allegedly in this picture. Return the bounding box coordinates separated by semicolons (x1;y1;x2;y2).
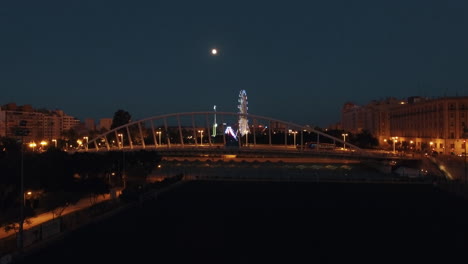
16;180;468;264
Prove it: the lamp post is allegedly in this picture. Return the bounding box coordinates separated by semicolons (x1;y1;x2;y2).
198;130;204;145
52;139;57;148
83;136;88;151
19;138;24;251
40;141;47;151
391;137;398;153
117;133;123;149
292;131;298;146
122;149;126;189
117;133;126;188
24;191;32;208
28;142;36;152
15;120;29;252
464;139;467;184
156;131;162;146
342;133;348;149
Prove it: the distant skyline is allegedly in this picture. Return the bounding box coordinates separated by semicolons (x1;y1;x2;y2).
1;0;468;127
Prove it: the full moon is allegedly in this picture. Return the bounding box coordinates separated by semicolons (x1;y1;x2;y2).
211;48;218;55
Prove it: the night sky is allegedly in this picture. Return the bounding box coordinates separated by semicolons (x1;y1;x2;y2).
1;0;468;127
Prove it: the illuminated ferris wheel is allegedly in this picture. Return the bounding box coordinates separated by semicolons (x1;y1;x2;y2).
237;89;249;136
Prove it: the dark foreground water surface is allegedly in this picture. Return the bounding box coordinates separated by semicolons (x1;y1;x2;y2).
16;180;468;264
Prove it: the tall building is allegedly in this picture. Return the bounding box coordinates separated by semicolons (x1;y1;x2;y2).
341;96;468;154
43;113;63;140
0;111;5;137
341;97;402;141
0;103;81;142
98;118;112;131
390;96;468;154
62;113;81;131
84;118;96;131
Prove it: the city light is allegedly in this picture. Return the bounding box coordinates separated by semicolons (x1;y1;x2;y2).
342;133;348;149
83;137;89;151
28;142;36;151
156;131;162;146
198;130;204;145
40;141;47;150
24;191;32;206
118;133;123;148
391;137;398;153
292;131;298;146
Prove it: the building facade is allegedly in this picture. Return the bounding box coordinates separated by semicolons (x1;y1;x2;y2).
98;118;113;131
84;118;96;131
341;97;402;142
0;103;81;143
390;96;468;155
341;96;468;155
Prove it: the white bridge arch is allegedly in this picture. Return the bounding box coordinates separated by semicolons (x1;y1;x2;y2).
80;112;364;153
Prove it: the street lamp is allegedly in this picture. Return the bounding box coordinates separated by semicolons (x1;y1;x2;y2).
292;131;298;146
156;131;162;146
117;133;123;149
464;139;467;184
52;139;57;148
83;136;88;150
117;133;126;188
342;133;348;149
198;130;204;145
24;191;32;207
40;141;47;151
391;137;398;153
15;120;29;251
28;142;36;152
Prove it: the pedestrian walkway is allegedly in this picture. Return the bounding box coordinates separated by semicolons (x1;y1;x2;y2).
0;194;111;240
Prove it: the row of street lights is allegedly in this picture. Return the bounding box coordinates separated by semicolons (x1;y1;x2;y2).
21;137;92;151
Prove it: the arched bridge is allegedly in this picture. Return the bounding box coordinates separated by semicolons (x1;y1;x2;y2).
78;112;388;159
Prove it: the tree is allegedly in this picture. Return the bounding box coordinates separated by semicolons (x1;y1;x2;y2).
353;129;379;149
0;137;21;154
83;177;110;206
41;190;81;219
110;109;131;130
61;128;79;149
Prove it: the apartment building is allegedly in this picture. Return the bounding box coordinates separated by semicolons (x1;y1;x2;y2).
0;103;81;143
341;96;468;155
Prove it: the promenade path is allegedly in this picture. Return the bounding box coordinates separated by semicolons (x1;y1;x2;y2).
0;194;111;240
